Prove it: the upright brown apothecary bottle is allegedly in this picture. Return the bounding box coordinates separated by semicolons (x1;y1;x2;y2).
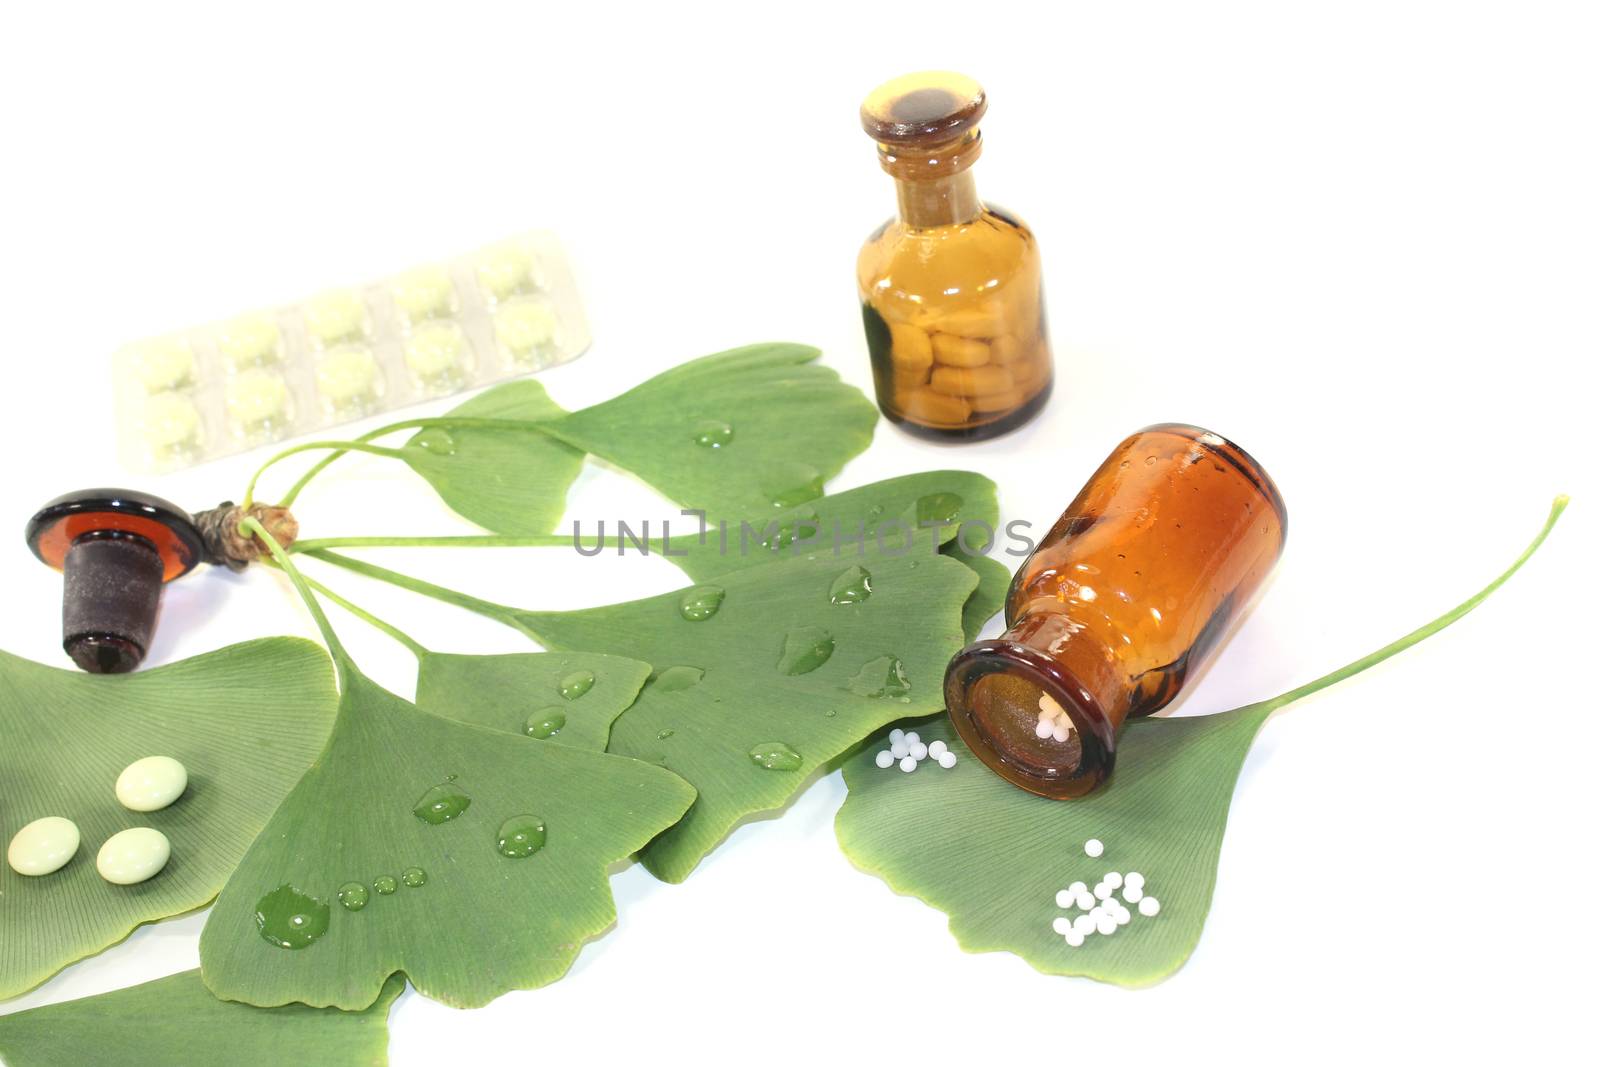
945;424;1288;798
857;72;1053;440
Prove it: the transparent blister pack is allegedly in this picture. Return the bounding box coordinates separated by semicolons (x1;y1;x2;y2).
112;231;589;473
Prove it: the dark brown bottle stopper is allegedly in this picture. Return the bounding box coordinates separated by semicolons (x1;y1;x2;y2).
25;489;205;674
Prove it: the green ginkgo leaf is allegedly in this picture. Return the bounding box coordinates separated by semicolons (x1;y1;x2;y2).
532;343;878;519
399;380;585;536
261;344;876;536
518;544;977;883
416;651;653;752
198;523;697;1010
0;639;337;1000
834;498;1566;987
0;970;404;1067
198;663;696;1010
941;533;1013;641
655;470;1000;582
306;534;978;884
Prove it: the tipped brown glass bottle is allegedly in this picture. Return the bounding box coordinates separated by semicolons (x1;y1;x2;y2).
945;424;1287;798
857;71;1053;441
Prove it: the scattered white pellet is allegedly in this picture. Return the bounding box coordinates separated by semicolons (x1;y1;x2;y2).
1052;916;1073;935
899;756;917;773
874;750;895;769
1066;880;1088;896
928;740;947;759
1095;914;1118;936
1072;913;1096;935
1122;884;1144;904
1084;838;1104;858
909;741;929;761
1139;896;1160;917
936;751;957;769
1114;906;1132;926
1051;724;1069;743
1055;889;1075;909
903;732;920;746
1103;871;1123;890
1034;720;1053;739
1063;928;1085;948
1076;891;1096;911
889;728;905;745
1124;871;1145;891
1094;882;1113;901
890;740;909;759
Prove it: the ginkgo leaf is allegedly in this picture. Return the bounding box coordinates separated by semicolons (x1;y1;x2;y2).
943;537;1012;641
415;651;653;753
0;970;404;1067
836;710;1268;986
0;640;337;1000
834;498;1566;986
655;470;1000;583
515;543;978;883
399;380;584;536
534;343;878;519
198;665;696;1010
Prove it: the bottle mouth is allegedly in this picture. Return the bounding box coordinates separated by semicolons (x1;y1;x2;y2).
944;640;1118;799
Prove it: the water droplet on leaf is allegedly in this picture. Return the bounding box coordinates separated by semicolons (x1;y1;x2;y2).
748;742;803;771
915;492;964;525
847;656;912;700
691;419;734;448
677;586;725;621
413;780;472;824
762;462;825;509
401;866;427;888
778;626;834;675
657;728;675;740
413;427;458;456
524;708;567;738
373;875;398;895
558;670;595;700
759;506;819;551
337;881;369;912
654;665;705;691
255;884;330;950
828;565;873;604
497;815;547;858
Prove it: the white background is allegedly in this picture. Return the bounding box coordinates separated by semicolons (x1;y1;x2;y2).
2;2;1597;1063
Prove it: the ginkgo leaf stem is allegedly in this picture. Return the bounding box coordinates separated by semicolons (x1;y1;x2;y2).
241;517;356;684
1248;494;1568;717
289;533;661;554
292;571;430;660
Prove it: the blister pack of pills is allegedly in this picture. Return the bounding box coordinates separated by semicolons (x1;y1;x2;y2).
112;231;589;473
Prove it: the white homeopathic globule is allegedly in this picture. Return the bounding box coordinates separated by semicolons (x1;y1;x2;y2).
1049;845;1164;948
875;728;958;773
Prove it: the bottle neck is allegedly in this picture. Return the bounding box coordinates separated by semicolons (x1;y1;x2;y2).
877;129;984;229
895;171;981;228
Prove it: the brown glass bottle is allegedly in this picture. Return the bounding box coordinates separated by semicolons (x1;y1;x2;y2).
945;424;1287;798
857;71;1053;441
